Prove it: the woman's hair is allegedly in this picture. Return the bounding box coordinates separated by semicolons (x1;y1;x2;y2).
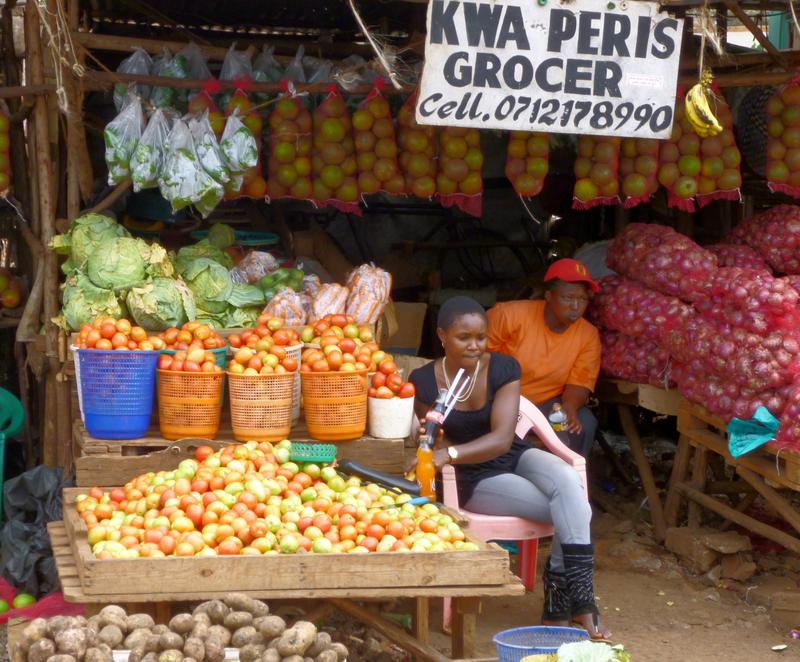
437;296;487;330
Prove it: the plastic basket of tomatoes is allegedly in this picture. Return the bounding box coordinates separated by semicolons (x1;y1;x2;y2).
157;350;225;440
75;318;165;439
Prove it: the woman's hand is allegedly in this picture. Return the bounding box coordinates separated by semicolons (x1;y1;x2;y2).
562;404;583;434
432;447;451;470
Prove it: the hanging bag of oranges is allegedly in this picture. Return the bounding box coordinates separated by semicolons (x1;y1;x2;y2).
266;81;314;202
657;86;698;213
437;126;483;217
619;138;660;209
505;131;549;199
694;84;741;209
353;79;405;197
766;74;800;200
311;84;361;214
398;90;438;200
573;135;620;210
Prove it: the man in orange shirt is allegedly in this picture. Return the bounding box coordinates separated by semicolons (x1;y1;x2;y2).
487;258;601;457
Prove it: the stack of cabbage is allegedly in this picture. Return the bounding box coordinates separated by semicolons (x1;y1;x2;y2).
52;215;264;331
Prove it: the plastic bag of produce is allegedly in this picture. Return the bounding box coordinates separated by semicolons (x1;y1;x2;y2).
182;256;234;314
505;131;549;198
312;85;360;213
398;90;438;199
695;86;741;208
220;107;260;197
573;135;619;209
346;263;392;324
264;286;307;326
151;47;189;109
229;250;279;285
258;266;304;304
766;74;800;199
188;89;226;138
175;241;233;273
51;212;129;275
254;46;283;83
86;236;147;290
189;110;230;184
219;44;254;110
619;138;659;208
229;283;266;308
60;273;127;331
284;45;307;84
159;119;224;217
311;282;349;320
132;108;172;192
437;126;482;216
302;273;321;298
178;42;212;99
113;47;152;111
104;94;144;185
352;79;404;197
126;277;196;330
266;83;314;201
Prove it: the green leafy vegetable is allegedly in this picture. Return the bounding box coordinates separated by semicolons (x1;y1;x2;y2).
207;223;236;249
182;256;234;314
86;236;147;291
60;273;127;331
126;277;196;331
174;241;233;274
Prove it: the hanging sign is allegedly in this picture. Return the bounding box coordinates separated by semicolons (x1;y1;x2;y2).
416;0;684;139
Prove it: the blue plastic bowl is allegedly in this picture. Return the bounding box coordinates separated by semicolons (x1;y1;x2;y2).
493;626;590;661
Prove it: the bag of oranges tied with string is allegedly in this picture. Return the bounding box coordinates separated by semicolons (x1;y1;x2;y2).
766;74;800;199
398;90;438;199
437;126;483;217
267;81;314;201
573;135;619;209
506;131;549;198
619;138;659;208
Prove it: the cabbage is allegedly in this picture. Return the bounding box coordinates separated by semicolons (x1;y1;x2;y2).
87;236;147;290
140;241;175;279
51;213;128;275
208;223;236;249
225;306;261;328
60;274;127;331
174;240;233;274
182;257;234;314
557;641;630;662
194;308;228;327
229;283;265;308
126;277;196;331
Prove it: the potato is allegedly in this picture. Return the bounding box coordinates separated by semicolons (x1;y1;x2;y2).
275;622;317;657
225;611;254;630
158;650;184;662
231;626;260;648
314;651;338;662
124;629;152;651
44;656;77;662
168;614;195;636
223;593;259;613
281;656;304;662
259;651;280;662
28;638;56;662
329;642;348;661
189;622;209;641
207;626;231;646
127;647;146;662
183;658;197;662
182;637;204;661
99;606;128;632
55;628;89;659
86;616;103;633
23;619;49;646
141;652;159;662
250;600;269;618
257;615;285;640
158;632;184;652
239;643;265;662
152;625;169;635
203;638;225;662
305;633;331;658
85;646;113;662
193;600;229;624
127;614;156;631
98;625;124;648
192;612;211;627
144;634;161;653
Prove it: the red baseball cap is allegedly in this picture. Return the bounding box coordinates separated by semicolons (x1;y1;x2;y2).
544;258;599;292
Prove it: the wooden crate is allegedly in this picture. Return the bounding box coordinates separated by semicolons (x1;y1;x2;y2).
595;378;681;416
61;489;512;597
677;399;800;491
73;419;407;487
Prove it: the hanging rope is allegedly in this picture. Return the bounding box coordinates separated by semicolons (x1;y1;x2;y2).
346;0;402;90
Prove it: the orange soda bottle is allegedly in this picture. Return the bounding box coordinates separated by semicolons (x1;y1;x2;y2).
417;388;448;498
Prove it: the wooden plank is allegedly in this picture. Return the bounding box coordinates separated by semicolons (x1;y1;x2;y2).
412;597;430;662
329;599;450;662
451;597;481;659
735;466;800;535
596;379;681;417
688;446;708;528
664;433;692;528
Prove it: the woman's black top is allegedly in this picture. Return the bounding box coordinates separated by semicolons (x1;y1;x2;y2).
409;352;529;504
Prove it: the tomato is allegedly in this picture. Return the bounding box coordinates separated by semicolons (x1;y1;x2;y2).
386;373;404;393
184;361;201;372
386;521;406;538
379;360;398;375
368;387;378;398
372;372;387;388
158;355;173;370
360;536;379;552
397;382;416;398
366;524;385;539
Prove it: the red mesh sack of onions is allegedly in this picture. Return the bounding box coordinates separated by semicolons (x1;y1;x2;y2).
726;204;800;274
398;90;438;199
606;223;718;302
353;79;405;197
600;331;674;386
706;244;770;272
619;138;659;208
775;380;800;448
589;275;694;344
573;135;619;209
506;132;549;198
311;85;360;214
436;127;483;216
266;85;313;201
695;86;742;209
765;75;800;199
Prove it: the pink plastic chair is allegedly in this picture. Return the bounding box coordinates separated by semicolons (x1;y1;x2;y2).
441;396;588;630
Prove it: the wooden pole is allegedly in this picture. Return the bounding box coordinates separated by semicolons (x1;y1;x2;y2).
25;1;66;468
722;0;787;68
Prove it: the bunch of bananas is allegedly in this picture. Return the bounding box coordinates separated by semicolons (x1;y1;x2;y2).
685;70;723;137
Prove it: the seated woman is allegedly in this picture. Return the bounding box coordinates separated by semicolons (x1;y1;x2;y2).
409;295;610;640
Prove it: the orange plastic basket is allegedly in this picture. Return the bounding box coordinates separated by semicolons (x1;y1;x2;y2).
228;371;295;442
157;370;224;440
301;369;369;441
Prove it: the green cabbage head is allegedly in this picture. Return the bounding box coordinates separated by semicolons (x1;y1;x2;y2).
174;240;233;274
51;213;129;275
87;236;147;290
126;277;196;330
208;223;236;249
61;274;127;331
182;257;234;314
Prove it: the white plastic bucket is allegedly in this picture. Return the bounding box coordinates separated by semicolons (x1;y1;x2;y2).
368;396;414;439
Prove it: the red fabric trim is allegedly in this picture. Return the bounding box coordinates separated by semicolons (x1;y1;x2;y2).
437;192;483;217
572;195;619;210
768;181;800;199
315;198;363;216
622;194;653;209
202;79;222;95
667;191;696;212
232;76;253;92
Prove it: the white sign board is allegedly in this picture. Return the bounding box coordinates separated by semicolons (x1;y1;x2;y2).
416;0;684;139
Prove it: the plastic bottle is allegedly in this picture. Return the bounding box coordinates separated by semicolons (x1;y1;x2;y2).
549;403;567;433
417;388;448;498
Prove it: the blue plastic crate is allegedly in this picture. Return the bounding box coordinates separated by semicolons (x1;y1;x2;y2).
494;626;589;661
77;349;159;439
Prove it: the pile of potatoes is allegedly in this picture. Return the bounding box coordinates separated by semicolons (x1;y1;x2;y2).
12;594;347;662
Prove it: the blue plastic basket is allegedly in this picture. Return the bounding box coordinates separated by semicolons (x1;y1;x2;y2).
493;626;590;661
77;349;160;439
